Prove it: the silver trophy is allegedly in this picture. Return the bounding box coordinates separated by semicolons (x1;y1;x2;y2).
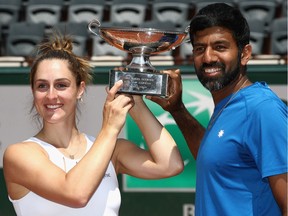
88;19;189;97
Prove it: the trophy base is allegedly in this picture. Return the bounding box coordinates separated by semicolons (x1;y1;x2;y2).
109;70;168;97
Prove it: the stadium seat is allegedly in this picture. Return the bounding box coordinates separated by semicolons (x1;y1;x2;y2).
67;0;106;24
0;0;22;27
109;0;147;27
140;20;177;30
25;0;64;27
6;22;45;57
194;0;236;12
52;22;90;57
151;0;191;28
247;19;266;55
271;17;287;55
177;21;193;60
0;24;2;55
238;0;277;32
282;0;287;17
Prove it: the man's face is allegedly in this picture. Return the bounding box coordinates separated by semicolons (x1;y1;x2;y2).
192;26;241;92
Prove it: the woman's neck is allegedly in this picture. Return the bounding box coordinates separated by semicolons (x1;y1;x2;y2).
36;121;79;148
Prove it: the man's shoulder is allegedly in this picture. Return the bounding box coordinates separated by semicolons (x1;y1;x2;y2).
240;82;286;115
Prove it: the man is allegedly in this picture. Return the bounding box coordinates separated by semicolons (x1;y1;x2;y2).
147;3;287;216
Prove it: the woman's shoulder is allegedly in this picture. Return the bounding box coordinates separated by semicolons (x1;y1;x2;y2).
4;139;48;163
5;139;39;151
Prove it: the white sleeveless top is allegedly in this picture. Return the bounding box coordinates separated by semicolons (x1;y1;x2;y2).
9;134;121;216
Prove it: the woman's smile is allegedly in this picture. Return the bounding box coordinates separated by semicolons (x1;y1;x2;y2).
45;104;63;110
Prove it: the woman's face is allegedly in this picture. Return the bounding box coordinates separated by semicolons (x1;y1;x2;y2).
192;26;241;92
32;59;84;124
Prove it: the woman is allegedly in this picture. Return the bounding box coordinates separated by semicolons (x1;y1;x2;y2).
3;33;183;216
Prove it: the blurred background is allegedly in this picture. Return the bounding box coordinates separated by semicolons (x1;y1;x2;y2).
0;0;287;215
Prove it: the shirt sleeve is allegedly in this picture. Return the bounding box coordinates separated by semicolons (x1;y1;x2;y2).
245;98;288;179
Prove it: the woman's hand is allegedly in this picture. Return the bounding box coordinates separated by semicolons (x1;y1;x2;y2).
102;80;134;133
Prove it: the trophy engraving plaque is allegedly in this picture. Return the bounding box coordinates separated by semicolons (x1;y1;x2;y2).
88;20;189;96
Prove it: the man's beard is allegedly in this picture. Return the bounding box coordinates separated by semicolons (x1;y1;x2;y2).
196;59;241;92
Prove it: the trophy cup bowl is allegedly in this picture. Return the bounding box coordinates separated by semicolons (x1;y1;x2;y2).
88;19;189;97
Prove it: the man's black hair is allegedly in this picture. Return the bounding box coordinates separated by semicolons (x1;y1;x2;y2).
189;3;250;51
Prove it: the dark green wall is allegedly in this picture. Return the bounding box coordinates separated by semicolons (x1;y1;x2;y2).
0;169;15;216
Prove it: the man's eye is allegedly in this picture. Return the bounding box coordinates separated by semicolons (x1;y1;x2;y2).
216;45;226;51
193;47;204;54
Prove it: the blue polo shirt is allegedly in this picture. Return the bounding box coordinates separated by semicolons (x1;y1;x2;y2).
195;82;287;216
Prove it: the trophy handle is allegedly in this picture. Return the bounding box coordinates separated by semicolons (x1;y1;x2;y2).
88;19;101;37
185;25;190;33
169;25;191;50
182;25;191;44
170;25;190;49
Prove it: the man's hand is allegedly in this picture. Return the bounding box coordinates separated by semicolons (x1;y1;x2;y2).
146;69;184;113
